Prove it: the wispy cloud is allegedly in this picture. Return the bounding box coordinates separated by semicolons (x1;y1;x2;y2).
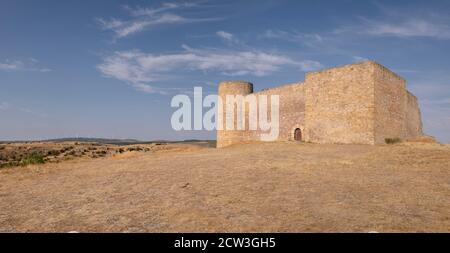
216;30;241;45
97;2;219;39
0;102;10;110
97;45;322;94
335;18;450;39
0;58;51;72
0;101;48;118
352;56;369;63
262;29;324;44
17;107;49;118
334;2;450;40
261;29;330;52
367;19;450;39
124;2;196;17
260;29;360;58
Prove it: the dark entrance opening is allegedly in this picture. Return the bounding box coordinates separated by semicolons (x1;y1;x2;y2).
294;128;302;141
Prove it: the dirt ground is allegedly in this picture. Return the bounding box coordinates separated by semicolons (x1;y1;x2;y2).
0;141;449;232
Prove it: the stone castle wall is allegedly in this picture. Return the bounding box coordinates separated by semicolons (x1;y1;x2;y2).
373;63;423;143
405;91;423;138
253;83;306;141
216;61;423;147
373;63;407;144
305;62;375;144
217;81;305;147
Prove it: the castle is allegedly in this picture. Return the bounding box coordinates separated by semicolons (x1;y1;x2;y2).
217;61;423;148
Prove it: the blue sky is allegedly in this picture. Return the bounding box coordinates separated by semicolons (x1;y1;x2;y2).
1;0;449;142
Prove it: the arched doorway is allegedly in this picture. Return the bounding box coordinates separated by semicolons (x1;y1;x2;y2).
294;128;302;141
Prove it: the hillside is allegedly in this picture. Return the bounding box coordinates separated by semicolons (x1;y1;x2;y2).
1;141;449;232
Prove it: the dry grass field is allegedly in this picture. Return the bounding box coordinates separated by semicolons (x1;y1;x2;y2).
0;141;449;232
0;141;178;168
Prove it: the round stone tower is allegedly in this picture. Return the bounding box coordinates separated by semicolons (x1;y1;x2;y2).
217;81;253;148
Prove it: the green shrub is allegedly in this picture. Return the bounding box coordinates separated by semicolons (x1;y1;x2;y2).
385;138;401;144
21;152;45;166
1;161;20;169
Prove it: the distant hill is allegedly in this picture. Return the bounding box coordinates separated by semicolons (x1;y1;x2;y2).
43;138;146;145
0;138;146;145
0;137;215;146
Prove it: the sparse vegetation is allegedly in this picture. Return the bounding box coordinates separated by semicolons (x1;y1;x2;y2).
0;161;19;169
21;152;45;166
385;138;402;144
0;141;207;169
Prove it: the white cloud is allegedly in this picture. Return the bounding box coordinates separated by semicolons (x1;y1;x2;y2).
335;16;450;40
352;56;369;63
260;29;360;58
97;3;218;39
365;19;450;39
0;58;51;72
97;45;322;94
261;30;324;47
125;2;196;17
97;14;188;38
216;31;233;41
216;30;246;47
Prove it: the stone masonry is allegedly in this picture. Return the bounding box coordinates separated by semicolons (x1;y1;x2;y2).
216;61;424;148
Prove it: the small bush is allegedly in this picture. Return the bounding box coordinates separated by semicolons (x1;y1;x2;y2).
21;152;45;166
47;150;61;156
67;150;76;156
385;138;401;144
1;161;20;169
96;150;107;157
